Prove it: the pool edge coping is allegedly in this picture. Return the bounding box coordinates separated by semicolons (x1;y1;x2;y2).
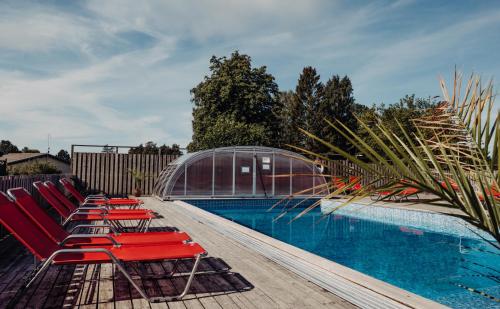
173;200;448;309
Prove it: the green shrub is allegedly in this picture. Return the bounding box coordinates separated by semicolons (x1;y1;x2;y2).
8;162;61;175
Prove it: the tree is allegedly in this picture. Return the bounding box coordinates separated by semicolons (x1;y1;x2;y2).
356;95;435;154
129;142;183;155
128;144;145;154
275;91;302;147
56;149;71;163
189;51;280;151
0;140;20;156
143;141;159;154
292;72;500;244
159;144;183;155
317;75;357;155
294;67;324;152
21;147;40;153
192;116;270;150
129;142;158;154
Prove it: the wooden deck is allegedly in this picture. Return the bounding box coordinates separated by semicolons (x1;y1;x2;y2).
0;198;356;308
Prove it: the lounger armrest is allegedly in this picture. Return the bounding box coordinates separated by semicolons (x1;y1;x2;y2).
80;201;112;208
84;198;107;203
86;194;107;198
85;195;108;199
47;247;119;263
59;234;120;247
62;211;105;226
69;224;119;235
71;210;105;217
77;206;109;214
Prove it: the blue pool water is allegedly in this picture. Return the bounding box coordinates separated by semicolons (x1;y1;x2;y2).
187;199;500;308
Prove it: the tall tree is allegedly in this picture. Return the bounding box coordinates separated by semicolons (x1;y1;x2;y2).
294;67;324;151
56;149;71;163
356;95;435;154
189;51;280;151
317;75;356;154
192;116;270;150
0;140;20;156
275;91;302;147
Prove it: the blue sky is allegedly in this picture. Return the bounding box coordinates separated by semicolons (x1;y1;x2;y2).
1;0;499;153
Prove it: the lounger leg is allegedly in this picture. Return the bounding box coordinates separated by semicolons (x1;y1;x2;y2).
110;220;123;231
116;254;205;303
62;217;72;227
26;259;53;288
144;218;152;233
112;254;203;302
166;259;179;277
149;253;204;302
111;259;152;301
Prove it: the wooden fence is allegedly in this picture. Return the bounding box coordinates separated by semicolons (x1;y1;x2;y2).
71;153;179;196
0;173;71;197
325;160;394;187
70;152;452;196
0;174;71;237
325;159;452;187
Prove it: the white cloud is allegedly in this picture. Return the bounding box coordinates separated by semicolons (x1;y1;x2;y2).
85;0;333;42
0;5;92;53
0;42;198;152
0;0;499;152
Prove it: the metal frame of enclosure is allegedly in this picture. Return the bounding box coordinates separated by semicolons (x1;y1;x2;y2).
153;146;328;200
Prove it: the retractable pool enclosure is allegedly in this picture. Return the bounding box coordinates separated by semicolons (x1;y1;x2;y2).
153;146;328;200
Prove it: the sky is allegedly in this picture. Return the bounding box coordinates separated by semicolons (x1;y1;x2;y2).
1;0;500;153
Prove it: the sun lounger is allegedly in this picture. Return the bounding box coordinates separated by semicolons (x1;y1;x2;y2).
372;181;420;202
60;178;143;207
14;186;155;232
44;181;151;215
5;190;190;247
333;176;362;194
439;178;459;191
0;192;206;302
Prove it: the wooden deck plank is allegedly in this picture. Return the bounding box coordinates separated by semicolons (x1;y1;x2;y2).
146;199;355;309
0;198;356;308
148;203;338;308
97;261;115;308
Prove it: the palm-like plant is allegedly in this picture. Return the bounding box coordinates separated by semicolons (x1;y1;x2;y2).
291;71;499;245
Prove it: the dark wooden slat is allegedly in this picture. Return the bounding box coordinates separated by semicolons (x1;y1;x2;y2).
3;153;179;197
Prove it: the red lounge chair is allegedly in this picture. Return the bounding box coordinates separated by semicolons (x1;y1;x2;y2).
440;178;459;191
60;178;143;207
333;176;362;194
6;190;190;247
13;186;155;232
35;182;152;219
43;181;152;216
348;176;363;192
333;177;348;192
0;192;206;302
372;182;420;202
477;186;500;202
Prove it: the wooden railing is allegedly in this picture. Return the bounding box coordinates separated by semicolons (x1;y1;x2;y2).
71;153;179;196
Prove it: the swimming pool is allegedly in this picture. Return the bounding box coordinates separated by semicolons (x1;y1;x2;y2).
187;199;500;309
